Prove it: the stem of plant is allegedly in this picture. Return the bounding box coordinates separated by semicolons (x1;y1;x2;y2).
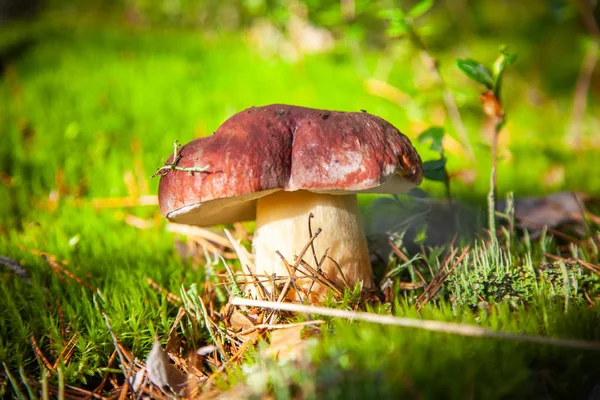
480;90;504;235
488;167;496;236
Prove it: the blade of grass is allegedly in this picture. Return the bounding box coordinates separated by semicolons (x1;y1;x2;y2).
2;363;26;400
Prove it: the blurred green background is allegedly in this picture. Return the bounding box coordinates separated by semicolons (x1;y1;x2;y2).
2;0;600;231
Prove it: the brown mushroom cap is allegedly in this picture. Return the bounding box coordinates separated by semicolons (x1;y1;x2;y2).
158;104;423;226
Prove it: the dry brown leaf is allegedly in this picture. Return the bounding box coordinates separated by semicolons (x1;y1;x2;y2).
262;325;309;361
228;311;260;343
145;338;187;396
497;191;589;238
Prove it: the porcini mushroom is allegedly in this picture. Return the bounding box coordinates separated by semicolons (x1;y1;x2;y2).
158;104;423;300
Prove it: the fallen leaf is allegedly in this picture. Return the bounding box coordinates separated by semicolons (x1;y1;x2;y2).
145;338;187;396
262;325;310;361
497;192;589;238
228;310;259;343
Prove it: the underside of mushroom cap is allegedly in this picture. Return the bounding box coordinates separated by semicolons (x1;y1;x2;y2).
158;104;423;226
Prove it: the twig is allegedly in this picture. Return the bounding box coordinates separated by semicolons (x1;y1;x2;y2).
152;140;209;177
274;260;294;304
325;255;350;291
230;298;600;351
298;259;343;297
307;213;320;269
276;252;311;307
306;213;321;295
290;228;322;273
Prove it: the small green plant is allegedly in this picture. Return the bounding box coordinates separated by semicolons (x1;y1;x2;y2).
457;48;516;233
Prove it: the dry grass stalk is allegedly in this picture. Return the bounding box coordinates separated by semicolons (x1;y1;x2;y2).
231;297;600;351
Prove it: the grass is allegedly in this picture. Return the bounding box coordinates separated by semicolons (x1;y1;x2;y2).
1;7;600;399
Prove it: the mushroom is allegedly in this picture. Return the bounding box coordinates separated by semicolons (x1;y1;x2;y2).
158;104;423;300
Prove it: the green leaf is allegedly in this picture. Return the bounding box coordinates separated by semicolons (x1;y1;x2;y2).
456;59;494;89
423;158;446;171
408;0;434;19
490;47;517;97
423;158;447;182
493;47;517;84
418;126;445;155
424;168;447;182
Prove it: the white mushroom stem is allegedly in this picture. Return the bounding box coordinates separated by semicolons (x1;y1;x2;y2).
252;190;373;300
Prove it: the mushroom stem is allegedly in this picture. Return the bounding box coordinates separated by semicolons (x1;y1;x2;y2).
253;190;373;300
